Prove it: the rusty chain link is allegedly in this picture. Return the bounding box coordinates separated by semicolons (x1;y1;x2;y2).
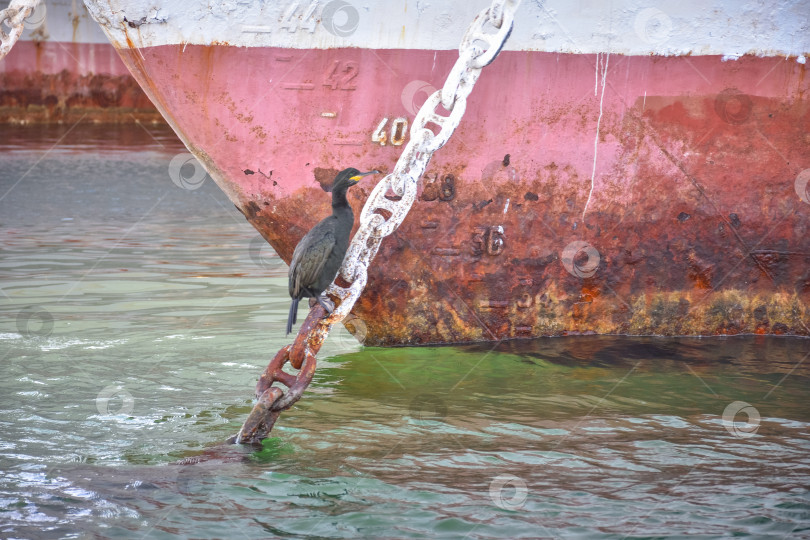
0;0;40;61
324;0;520;323
235;0;520;444
231;304;330;443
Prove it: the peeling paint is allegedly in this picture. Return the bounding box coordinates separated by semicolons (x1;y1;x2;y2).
111;43;810;345
36;1;809;346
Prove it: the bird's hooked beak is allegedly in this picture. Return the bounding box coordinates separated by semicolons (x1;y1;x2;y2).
349;170;380;185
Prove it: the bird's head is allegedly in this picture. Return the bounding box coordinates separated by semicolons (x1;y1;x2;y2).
333;167;380;191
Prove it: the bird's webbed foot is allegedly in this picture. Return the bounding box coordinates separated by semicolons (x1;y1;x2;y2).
316;295;335;315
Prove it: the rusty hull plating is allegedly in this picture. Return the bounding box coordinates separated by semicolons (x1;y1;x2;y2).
242;147;810;346
239;84;810;345
0;40;161;124
107;41;810;345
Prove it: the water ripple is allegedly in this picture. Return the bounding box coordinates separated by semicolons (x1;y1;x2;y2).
1;132;809;538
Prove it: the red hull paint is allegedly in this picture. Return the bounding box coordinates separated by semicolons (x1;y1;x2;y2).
117;44;810;344
0;40;160;123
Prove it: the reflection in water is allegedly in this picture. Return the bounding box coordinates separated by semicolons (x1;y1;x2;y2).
0;126;809;538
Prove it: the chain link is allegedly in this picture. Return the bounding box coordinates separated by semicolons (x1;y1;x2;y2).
0;0;40;61
235;0;520;443
324;0;521;323
233;306;326;443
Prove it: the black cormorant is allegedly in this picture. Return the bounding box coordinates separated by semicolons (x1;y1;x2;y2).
286;168;380;335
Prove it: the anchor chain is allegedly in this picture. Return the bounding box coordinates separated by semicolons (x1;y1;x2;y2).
324;0;520;323
235;0;521;444
231;306;327;444
0;0;40;61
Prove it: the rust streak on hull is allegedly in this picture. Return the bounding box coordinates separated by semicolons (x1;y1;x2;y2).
109;44;810;345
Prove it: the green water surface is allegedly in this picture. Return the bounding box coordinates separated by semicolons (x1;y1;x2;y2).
0;125;808;539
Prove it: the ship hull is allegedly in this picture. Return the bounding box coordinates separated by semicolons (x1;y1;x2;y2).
110;42;810;344
77;0;810;344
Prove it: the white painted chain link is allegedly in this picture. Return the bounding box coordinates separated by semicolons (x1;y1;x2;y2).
0;0;40;60
324;0;520;324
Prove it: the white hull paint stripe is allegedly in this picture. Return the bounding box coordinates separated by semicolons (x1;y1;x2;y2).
81;0;809;58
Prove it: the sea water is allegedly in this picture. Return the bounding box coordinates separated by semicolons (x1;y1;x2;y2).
1;124;808;538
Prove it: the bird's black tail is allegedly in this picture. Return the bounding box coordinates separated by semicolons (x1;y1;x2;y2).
286;297;299;336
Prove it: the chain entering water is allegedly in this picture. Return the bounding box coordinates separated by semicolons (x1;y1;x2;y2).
235;0;521;444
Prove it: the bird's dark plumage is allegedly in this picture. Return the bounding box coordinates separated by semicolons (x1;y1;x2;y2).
286;167;379;335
